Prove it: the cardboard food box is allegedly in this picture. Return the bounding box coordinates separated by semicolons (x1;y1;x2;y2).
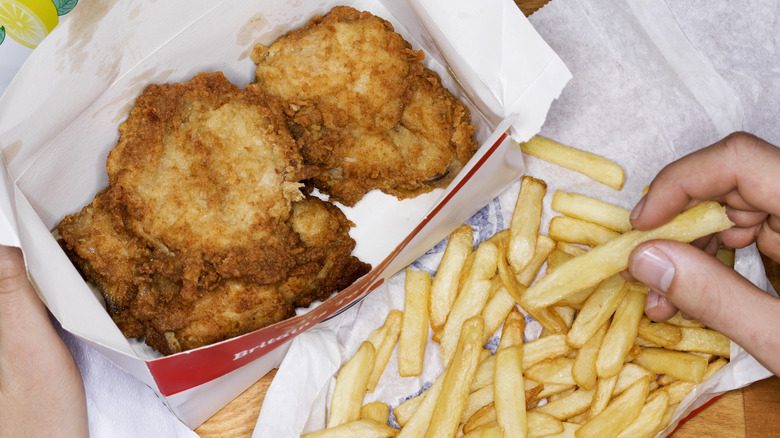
0;0;570;427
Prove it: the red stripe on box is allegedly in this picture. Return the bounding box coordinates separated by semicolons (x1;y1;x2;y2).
147;132;510;396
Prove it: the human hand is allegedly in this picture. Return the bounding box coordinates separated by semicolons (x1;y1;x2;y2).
626;132;780;376
0;245;88;437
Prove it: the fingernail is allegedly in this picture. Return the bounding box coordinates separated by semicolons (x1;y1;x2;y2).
630;195;646;221
645;289;661;312
631;246;675;295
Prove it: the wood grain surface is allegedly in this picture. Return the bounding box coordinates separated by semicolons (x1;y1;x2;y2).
196;1;780;436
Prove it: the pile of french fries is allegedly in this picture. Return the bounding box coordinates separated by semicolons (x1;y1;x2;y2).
302;137;735;438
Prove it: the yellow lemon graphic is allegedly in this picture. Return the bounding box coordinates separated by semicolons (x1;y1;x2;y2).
0;0;59;49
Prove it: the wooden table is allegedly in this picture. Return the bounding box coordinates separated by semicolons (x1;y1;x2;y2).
196;1;780;436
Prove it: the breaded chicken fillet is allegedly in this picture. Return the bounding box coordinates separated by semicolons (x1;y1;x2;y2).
58;72;369;354
250;6;478;206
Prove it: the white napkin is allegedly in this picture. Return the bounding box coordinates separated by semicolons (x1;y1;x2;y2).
55;320;197;437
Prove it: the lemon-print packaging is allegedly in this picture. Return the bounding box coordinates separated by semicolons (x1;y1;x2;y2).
0;0;572;429
0;0;78;92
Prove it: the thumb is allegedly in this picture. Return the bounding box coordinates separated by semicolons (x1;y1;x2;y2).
628;240;780;375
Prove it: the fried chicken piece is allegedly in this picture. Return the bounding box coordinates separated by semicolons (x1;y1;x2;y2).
105;72;311;298
250;7;478;206
251;6;424;135
59;191;369;355
58;71;370;355
302;69;479;205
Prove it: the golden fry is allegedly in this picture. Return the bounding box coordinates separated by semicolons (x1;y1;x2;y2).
366;310;403;392
425;316;484;438
551;190;632;233
549;216;621;247
519;136;625;190
328;341;376;428
508;176;547;274
429;225;473;332
399;269;431;377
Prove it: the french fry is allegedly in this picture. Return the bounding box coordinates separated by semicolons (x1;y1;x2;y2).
613;363;656;396
533;387;596;420
498;234;568;335
480;285;516;345
495;309;528;437
360;402;390;424
495;345;528;437
551;190;632;233
637;316;683;347
521;201;734;310
528;412;565;437
654;357;727;405
470;355;496;392
716;247;735;267
596;287;646;378
666;326;731;358
566;275;627;349
429;225;473;332
301;419;399;438
393;392;423;428
462;424;503;438
664;311;707;328
524;334;572;371
588;375;618;419
614;391;669;438
508;176;547;274
525;357;576;386
399;269;431;377
516;234;557;286
549;216;621;247
366;310;403;392
397;373;445;437
498;307;526;350
572;322;608;390
574;376;651;438
518;136;625;190
425;316;484;438
632;348;708;383
328;341;376;428
439;240;497;365
462;402;497;435
461;384;495;425
439;278;492;366
528;380;576;401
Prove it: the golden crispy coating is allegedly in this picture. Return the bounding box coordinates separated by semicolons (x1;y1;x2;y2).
251;7;478;207
59;72;369;355
105;72;312;297
59;191;368;355
303;69;479;205
251;6;424;135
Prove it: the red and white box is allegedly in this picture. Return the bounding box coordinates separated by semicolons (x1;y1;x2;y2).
0;0;570;428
